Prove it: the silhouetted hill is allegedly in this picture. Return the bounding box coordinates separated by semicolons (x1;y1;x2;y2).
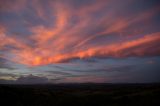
0;83;160;106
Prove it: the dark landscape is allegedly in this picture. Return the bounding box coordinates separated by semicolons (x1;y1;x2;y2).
0;83;160;106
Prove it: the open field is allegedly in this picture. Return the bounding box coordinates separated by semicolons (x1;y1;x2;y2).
0;83;160;106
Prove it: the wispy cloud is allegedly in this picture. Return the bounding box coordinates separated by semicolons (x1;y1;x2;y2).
0;0;159;66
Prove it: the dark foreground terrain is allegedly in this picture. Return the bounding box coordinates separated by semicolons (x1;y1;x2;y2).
0;83;160;106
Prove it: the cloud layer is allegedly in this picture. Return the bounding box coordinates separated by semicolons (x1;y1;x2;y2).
0;0;159;66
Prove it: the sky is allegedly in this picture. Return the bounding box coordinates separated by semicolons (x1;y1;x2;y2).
0;0;160;84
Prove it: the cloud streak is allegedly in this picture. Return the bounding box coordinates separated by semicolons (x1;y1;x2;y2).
0;0;159;66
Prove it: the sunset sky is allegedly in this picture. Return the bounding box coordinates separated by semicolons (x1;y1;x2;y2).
0;0;160;84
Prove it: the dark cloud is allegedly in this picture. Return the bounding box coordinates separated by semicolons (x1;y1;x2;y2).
0;79;15;84
0;58;6;68
0;58;16;70
46;70;72;76
102;65;135;73
0;74;51;84
0;58;9;69
0;72;17;84
16;74;49;84
107;63;160;83
0;74;49;84
0;72;17;78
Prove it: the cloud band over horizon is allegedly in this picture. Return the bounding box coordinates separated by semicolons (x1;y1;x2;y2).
0;0;160;83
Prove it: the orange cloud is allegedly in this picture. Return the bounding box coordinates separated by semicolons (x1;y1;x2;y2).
7;32;159;66
0;1;159;66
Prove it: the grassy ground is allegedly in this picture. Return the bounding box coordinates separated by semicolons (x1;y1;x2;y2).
0;83;160;106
